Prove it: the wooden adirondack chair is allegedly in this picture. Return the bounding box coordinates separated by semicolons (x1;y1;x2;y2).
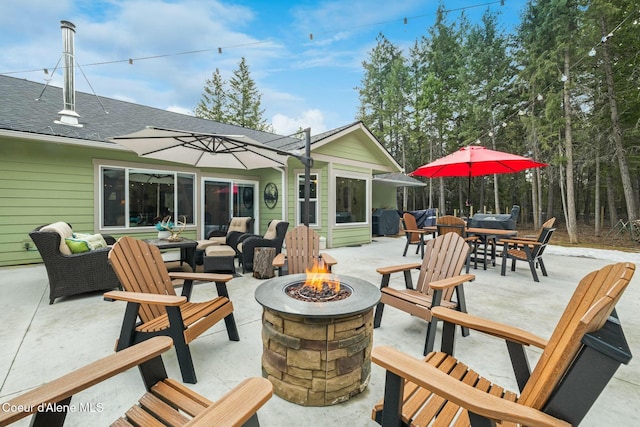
104;236;239;384
373;232;475;355
372;261;635;427
272;225;337;275
436;215;480;272
0;337;273;427
500;218;556;282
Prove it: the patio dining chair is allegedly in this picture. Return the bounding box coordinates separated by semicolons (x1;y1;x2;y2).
401;212;428;257
371;261;635;426
436;215;480;272
500;218;556;282
105;236;239;384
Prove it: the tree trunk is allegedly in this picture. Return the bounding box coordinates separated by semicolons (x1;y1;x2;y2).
253;247;276;279
606;172;618;228
563;48;579;243
595;153;601;236
559;144;569;230
600;17;638;221
546;167;554;221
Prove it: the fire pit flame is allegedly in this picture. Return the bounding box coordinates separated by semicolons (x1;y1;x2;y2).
304;260;340;293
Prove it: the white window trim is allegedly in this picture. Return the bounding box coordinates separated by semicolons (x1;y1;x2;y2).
331;170;371;227
296;170;320;228
97;164;196;231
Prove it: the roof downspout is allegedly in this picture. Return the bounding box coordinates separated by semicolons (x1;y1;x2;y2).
55;20;82;127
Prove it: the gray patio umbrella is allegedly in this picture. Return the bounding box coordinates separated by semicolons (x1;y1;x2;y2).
108;126;289;169
110;126;315;225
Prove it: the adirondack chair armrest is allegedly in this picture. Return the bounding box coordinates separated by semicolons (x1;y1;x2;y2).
0;337;174;426
272;252;285;268
500;238;542;246
429;274;475;290
320;252;337;267
404;228;427;234
104;290;187;306
376;262;422;275
372;346;570;427
184;377;273;426
168;272;234;283
431;307;548;348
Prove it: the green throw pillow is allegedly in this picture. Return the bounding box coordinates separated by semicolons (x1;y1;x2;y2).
65;238;91;254
73;233;108;250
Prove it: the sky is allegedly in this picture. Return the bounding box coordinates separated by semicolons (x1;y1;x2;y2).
0;0;526;136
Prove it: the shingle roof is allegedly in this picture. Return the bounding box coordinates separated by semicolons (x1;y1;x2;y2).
0;75;300;148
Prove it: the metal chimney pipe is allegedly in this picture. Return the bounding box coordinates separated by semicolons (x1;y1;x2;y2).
56;20;82;126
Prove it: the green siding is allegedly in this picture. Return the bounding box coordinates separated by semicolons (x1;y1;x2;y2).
258;169;286;234
373;183;398;209
1;139;104;266
314;130;395;168
331;225;371;247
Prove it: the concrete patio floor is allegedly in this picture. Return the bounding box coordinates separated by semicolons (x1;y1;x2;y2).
1;236;639;426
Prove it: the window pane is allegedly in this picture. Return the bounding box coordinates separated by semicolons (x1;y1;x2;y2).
129;170;174;227
298;174;317;199
103;168;125;227
204;181;231;237
177;173;195;224
299;201;317;225
234;183;255;218
335;177;366;223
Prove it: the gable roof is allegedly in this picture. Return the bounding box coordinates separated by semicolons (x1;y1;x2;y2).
0;75;401;172
0;75;299;149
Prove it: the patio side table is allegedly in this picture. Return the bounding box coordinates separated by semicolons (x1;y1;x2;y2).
144;238;197;272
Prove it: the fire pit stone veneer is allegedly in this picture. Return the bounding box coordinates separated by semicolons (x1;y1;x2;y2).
255;273;381;406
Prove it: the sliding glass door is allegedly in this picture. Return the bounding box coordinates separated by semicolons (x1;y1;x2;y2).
203;180;257;238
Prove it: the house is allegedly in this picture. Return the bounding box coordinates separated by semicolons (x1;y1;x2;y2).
0;73;403;267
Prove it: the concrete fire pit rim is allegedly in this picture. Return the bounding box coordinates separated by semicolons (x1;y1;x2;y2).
254;273;381;318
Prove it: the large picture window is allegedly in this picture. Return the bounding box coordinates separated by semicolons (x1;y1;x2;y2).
101;166;195;228
335;176;368;224
297;173;318;226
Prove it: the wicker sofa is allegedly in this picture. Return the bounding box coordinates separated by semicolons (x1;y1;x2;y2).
29;223;120;304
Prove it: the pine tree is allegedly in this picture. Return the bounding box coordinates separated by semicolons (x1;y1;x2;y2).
226;57;269;131
194;68;227;122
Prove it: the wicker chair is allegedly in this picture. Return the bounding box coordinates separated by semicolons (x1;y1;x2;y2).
237;220;289;273
29;223;120;304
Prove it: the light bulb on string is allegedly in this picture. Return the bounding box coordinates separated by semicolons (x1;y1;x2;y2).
588;48;596;57
537;93;543;101
561;74;568;82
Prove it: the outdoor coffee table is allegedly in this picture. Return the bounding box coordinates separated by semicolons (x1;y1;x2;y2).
144;238;197;271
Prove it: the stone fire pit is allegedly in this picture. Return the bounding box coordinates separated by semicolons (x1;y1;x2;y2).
255;273;380;406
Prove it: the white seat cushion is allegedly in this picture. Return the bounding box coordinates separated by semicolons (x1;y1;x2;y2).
205;245;236;257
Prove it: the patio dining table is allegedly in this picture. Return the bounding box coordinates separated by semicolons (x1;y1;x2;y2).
423;225;517;269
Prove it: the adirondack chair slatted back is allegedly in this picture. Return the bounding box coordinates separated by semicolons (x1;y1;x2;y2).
519;262;635;409
285;225;322;274
108;236;176;322
402;213;421;244
415;232;470;299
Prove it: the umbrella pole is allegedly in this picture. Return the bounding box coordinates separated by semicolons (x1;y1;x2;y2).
303;128;311;227
466;174;471;222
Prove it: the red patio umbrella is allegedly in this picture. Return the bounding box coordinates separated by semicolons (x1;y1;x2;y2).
410;145;547;215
